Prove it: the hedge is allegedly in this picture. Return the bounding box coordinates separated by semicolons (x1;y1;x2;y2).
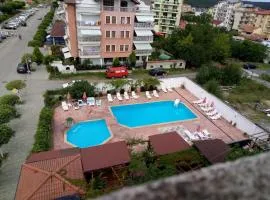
0;94;20;106
0;104;17;124
31;107;53;153
5;80;26;90
28;9;55;47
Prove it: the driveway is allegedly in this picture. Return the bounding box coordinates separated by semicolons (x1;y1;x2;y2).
0;8;64;200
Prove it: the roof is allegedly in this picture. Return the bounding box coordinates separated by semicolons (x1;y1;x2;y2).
50;21;65;37
193;139;230;164
212;20;222;26
179;20;187;30
240;24;255;33
16;149;84;200
64;0;76;4
255;9;270;15
81;141;130;172
149;132;191;156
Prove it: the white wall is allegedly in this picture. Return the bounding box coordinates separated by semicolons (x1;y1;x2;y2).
159;77;266;137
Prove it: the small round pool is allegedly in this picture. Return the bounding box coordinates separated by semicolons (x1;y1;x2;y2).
66;119;112;148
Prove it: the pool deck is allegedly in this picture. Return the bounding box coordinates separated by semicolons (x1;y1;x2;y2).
53;88;247;150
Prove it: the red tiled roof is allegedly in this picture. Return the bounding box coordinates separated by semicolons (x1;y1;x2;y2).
255;10;270;15
240;24;255;33
179;20;187;30
212;20;222;26
193;139;230;164
149;132;191;156
50;21;65;37
81;141;130;172
15;149;85;200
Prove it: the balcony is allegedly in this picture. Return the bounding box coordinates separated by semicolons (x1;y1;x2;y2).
77;20;101;27
134;36;153;42
103;6;136;12
134;22;153;29
135;49;152;55
78;36;101;43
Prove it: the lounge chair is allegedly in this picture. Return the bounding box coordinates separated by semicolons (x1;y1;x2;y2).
74;102;80;110
167;87;173;92
184;129;199;141
124;91;130;100
193;97;206;104
161;86;168;93
96;99;102;106
146;91;152;99
61;101;69;111
153;90;159;98
198;101;210;108
87;97;95;106
210;113;222;120
131;91;139;99
202;129;211;138
117;92;123;101
107;94;113;102
206;109;218;116
78;99;87;107
201;105;215;112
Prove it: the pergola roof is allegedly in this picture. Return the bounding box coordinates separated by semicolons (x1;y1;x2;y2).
149;132;191;156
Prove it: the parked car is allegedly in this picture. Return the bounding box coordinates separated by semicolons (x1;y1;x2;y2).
106;66;129;78
17;63;28;73
243;63;257;69
149;68;167;76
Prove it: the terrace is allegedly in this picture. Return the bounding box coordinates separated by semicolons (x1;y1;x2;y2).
53;84;246;150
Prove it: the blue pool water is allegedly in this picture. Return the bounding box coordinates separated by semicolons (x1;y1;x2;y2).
66;119;111;148
110;101;197;128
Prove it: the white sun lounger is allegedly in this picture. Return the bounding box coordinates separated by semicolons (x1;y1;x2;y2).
198;101;209;108
184;130;199;141
153;90;159;98
201;106;215;112
124;91;129;100
161;86;168;93
107;94;113;102
202;129;211;138
146;91;152;99
210;113;222;120
87;97;95;106
96;99;102;106
117;92;123;101
167;87;173;92
131;91;139;99
206;109;218;116
193;97;206;104
61;101;69;111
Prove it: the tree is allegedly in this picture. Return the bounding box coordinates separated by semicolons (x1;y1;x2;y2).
43;55;55;65
204;79;223;99
128;52;136;68
142;77;160;91
112;57;120;67
110;79;128;91
212;33;231;63
5;80;26;90
21;53;33;64
32;47;44;65
68;81;95;99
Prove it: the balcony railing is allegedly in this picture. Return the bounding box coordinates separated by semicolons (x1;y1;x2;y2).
134;22;153;28
77;21;101;27
80;50;100;56
78;36;101;42
134;36;153;42
103;6;136;12
136;49;152;55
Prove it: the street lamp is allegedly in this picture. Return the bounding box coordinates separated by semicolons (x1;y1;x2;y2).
26;58;31;74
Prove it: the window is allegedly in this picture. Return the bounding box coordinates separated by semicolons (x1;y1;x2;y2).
106;45;110;52
111;45;116;52
120;31;125;38
127;17;131;24
120;45;124;52
121;17;125;24
126;31;130;38
179;63;182;66
111;31;116;38
106;31;110;38
120;0;128;7
125;45;129;51
112;16;116;24
104;0;114;6
106;16;110;24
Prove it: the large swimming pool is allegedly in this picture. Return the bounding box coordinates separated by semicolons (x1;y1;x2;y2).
110;101;197;128
66;119;111;148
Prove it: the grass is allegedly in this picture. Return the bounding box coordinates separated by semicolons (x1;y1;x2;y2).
49;72;106;80
260;73;270;82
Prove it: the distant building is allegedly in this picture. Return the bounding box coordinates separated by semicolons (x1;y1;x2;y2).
152;0;183;34
182;4;195;14
213;0;241;30
64;0;154;66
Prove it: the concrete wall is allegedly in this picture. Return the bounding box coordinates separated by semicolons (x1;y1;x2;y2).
159;77;265;137
146;60;186;70
66;4;78;57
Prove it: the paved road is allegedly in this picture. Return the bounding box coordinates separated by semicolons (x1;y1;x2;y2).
0;8;64;200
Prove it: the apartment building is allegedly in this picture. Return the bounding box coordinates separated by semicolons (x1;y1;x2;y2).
64;0;154;66
152;0;183;34
253;10;270;38
232;6;257;30
212;0;241;30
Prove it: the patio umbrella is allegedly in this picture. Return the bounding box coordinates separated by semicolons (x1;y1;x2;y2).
82;92;87;102
67;92;71;102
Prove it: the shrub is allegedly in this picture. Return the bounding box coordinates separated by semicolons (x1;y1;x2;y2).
5;80;26;90
196;65;221;85
260;73;270;82
220;64;242;86
204;79;223;99
43;55;55;65
0;124;14;146
0;94;20;106
112;57;120;67
226;145;262;161
32;47;44;65
32;107;53;153
0;104;17;124
68;81;95;99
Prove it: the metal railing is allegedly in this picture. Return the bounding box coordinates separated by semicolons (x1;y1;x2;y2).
103;6;136;12
77;21;101;27
133;36;153;41
135;49;152;55
80;51;100;56
78;36;101;42
134;23;153;28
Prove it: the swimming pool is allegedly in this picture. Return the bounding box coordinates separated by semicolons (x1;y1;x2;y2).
110;101;197;128
66;119;111;148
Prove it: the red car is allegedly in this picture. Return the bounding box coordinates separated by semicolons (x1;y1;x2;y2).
106;66;129;78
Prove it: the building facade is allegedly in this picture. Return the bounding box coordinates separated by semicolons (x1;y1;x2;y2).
213;0;241;30
152;0;183;34
64;0;154;66
232;6;257;30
